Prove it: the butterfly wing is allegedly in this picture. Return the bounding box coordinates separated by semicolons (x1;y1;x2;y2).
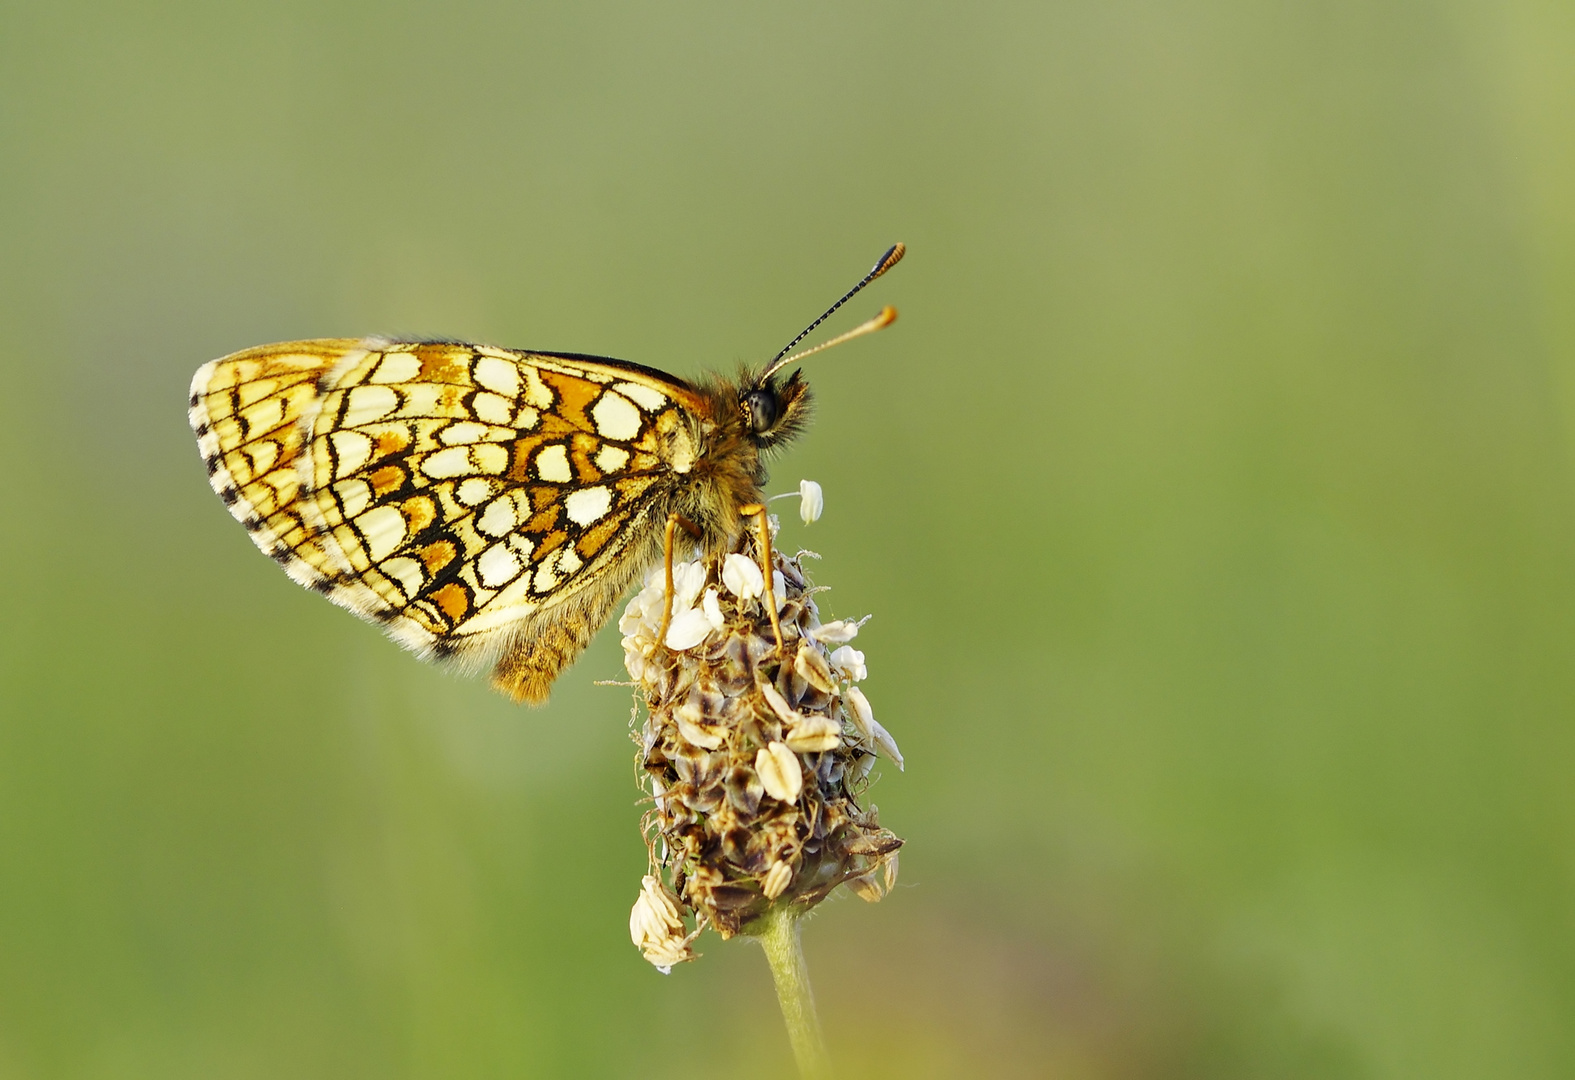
189;339;360;592
191;337;706;672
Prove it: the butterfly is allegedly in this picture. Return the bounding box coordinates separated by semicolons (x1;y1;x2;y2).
189;244;903;704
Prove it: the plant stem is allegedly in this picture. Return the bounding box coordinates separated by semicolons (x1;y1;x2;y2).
755;907;832;1079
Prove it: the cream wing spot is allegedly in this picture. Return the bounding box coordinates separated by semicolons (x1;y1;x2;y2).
371;352;421;383
381;556;425;599
331;430;374;476
477;543;523;587
456;477;494;506
565;486;612;526
240;396;287;435
452;588;539;635
440;421;491;445
356;505;407;562
663;420;697;474
514;405;540;430
591;391;642;440
615;381;669;410
237;378;280;408
335;478;373;520
397;383;445;417
594;444;630;472
473;356;521;397
557;547;583;575
534;547;577;590
534;444;572;482
473;392;514;425
343;384;398;426
421;446;473;479
470;443;509;474
245;441;280;477
477;497;518;537
522;368;553;410
211;417;243;450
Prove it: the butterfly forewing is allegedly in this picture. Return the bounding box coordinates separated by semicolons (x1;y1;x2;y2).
191;337;704;663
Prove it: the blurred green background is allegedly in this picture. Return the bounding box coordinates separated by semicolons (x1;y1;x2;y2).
3;1;1574;1076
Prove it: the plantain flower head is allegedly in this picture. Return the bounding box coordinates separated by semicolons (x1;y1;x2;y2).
621;505;904;968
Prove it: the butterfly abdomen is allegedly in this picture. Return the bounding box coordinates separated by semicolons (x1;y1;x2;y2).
489;568;640;703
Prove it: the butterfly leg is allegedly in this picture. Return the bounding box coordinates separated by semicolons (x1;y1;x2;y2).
655;512;704;647
739;503;784;652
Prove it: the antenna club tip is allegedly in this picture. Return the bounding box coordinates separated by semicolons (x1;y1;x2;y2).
875;305;898;328
873;242;906;277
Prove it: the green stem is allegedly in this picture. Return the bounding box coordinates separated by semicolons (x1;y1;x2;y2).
754;907;833;1079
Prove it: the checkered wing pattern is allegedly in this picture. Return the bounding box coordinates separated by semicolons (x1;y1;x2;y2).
190;338;704;662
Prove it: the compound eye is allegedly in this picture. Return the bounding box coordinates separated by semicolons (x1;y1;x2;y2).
743;389;780;434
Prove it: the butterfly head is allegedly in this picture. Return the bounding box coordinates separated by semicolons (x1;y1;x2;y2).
740;368;812;450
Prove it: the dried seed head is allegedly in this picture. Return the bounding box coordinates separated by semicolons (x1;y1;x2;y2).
622;515;904;965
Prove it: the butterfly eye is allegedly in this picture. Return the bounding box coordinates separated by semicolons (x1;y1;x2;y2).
743;389;780;434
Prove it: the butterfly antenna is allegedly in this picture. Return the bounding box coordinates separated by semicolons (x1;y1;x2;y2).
769;306;898;371
760;243;905;382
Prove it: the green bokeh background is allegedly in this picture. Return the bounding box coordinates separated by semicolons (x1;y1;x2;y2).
4;2;1575;1076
